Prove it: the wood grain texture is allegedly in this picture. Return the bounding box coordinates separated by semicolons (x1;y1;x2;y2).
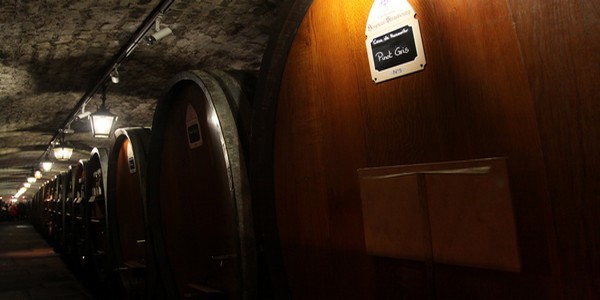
508;0;600;298
146;71;256;299
155;82;239;297
253;0;599;298
109;131;151;287
358;158;521;272
274;2;371;298
115;139;145;263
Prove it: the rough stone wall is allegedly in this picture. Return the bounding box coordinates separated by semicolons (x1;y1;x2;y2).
0;0;282;197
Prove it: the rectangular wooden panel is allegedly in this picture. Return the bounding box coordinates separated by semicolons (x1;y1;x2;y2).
359;174;426;261
359;158;521;272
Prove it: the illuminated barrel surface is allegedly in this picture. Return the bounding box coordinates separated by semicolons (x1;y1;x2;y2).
85;148;110;283
146;70;255;299
106;127;152;295
72;159;89;267
249;0;599;298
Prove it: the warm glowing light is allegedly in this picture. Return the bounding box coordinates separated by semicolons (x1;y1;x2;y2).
90;111;118;138
92;115;114;134
110;69;119;84
34;170;42;179
23;183;31;188
42;161;53;171
15;186;27;198
27;177;36;183
54;146;74;161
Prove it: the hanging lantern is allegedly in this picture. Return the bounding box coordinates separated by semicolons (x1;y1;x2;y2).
90;86;118;138
54;146;73;161
41;153;53;171
53;136;74;161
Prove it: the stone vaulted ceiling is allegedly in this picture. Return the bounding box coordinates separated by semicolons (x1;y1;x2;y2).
0;0;282;199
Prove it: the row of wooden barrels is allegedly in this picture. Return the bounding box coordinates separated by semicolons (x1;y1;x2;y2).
27;0;598;298
29;69;259;298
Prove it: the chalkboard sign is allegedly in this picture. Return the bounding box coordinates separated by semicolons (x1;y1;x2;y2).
187;123;201;146
370;25;418;71
365;0;426;83
186;104;203;149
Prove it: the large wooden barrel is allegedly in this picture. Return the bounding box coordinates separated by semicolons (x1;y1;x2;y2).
146;70;255;299
85;147;110;283
40;178;54;239
72;159;89;268
251;0;600;299
52;171;68;251
29;188;37;228
31;186;45;234
63;166;76;256
106;127;152;296
45;176;58;242
31;187;38;230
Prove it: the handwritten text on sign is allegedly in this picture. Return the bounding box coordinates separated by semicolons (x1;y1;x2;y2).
365;0;426;83
370;26;417;71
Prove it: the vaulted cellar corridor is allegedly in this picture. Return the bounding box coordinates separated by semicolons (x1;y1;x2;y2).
1;0;599;299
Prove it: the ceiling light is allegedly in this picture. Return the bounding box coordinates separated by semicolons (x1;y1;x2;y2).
14;185;26;199
90;86;118;138
34;169;42;179
53;135;74;161
54;146;74;161
41;153;53;172
25;167;38;184
110;68;119;84
145;27;172;44
23;183;31;188
144;14;172;45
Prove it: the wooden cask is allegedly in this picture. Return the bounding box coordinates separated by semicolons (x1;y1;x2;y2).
106;127;152;296
52;171;68;252
46;176;59;243
85;147;110;284
251;0;599;298
31;185;45;234
72;159;89;268
63;166;76;256
146;70;256;299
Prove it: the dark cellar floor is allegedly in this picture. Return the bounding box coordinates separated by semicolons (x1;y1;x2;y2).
0;220;93;300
